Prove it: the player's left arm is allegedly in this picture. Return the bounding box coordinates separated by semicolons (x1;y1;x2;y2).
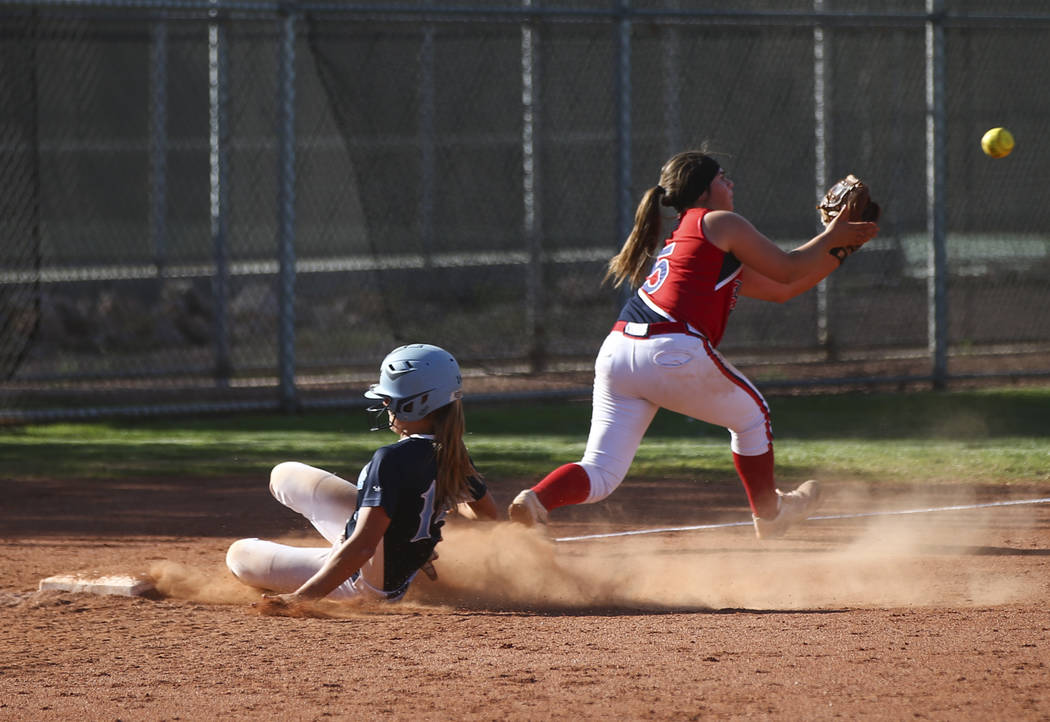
270;505;392;602
455;490;501;520
451;469;501;521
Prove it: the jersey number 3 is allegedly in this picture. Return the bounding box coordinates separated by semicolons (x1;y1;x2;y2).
642;243;675;294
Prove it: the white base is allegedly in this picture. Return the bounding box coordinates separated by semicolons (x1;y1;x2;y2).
38;574;155;597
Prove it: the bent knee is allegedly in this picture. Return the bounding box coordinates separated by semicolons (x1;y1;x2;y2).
225;538;260;579
578;463;623;504
269;461;307;499
730;417;772;456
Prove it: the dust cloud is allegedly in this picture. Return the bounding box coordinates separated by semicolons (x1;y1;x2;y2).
414;489;1042;611
150;560;260;605
145;488;1042;613
149;559;419;618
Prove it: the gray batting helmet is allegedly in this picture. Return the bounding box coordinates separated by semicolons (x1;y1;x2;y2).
364;344;463;425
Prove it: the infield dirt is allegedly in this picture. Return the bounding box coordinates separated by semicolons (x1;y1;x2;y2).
2;473;1049;720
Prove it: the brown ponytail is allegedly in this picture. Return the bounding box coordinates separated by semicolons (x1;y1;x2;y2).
429;400;479;511
604;185;667;289
604;150;721;290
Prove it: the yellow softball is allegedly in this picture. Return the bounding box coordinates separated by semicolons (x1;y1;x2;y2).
981;127;1015;158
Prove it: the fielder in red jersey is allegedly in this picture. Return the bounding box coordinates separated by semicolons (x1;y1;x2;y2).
508;150;879;539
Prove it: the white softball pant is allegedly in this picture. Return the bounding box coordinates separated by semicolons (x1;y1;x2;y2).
225;462;392;601
578;330;772;503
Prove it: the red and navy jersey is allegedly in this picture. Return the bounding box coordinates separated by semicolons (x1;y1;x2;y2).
345;435;486;596
618;207;742;347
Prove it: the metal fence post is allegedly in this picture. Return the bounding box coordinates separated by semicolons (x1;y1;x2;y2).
208;6;232;387
661;11;682;157
926;0;948;388
149;18;168;279
420;2;435;268
277;8;298;411
616;0;632;308
522;0;545;372
813;0;832;356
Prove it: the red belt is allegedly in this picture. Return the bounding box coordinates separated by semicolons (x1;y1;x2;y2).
611;320;705;339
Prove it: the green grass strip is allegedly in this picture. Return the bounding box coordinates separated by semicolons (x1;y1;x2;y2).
2;387;1049;485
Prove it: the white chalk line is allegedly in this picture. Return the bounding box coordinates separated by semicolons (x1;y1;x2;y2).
553;496;1050;543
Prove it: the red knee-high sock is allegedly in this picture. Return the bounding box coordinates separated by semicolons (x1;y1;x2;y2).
733;450;778;519
533;463;591;511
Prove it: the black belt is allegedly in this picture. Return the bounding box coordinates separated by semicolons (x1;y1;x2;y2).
611;320;706;340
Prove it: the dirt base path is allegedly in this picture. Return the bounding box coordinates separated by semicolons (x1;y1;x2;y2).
3;474;1049;720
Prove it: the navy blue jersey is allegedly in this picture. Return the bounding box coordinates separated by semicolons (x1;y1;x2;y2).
345;435;486;595
617;292;668;324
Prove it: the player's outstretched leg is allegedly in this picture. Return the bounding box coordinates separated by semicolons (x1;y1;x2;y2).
752;479;823;540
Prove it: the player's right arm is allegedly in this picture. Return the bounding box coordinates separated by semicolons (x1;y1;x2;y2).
738;263;834;303
702;207;878;286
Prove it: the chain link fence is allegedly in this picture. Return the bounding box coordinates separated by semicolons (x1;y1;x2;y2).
2;0;1049;422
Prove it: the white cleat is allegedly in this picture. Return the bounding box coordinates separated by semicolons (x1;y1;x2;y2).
508;489;549;527
753;479;823;540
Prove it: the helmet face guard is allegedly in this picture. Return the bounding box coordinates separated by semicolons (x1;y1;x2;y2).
364;344;463;430
365;396;393;431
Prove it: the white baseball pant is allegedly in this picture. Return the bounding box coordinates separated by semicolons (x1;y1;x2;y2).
578;330;772;503
225;461;391;600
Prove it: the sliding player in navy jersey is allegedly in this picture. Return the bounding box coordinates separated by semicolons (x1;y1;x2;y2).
227;344;500;603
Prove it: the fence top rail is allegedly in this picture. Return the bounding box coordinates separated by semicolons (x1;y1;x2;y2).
4;0;1050;26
